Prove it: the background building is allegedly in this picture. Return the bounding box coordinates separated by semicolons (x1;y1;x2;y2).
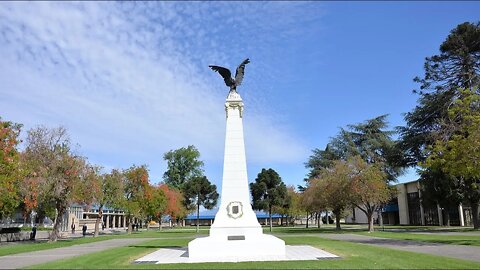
345;180;474;226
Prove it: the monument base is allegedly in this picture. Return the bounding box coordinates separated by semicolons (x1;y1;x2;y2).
188;233;285;259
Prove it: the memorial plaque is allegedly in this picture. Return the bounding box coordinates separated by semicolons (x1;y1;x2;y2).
227;235;245;241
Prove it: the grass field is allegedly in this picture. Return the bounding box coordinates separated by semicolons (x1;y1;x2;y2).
3;225;480;269
2;225;479;257
0;236;115;257
356;231;480;246
27;234;480;269
0;229;203;256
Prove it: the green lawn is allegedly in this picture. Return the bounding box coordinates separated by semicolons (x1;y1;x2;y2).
371;225;478;232
5;225;477;257
28;235;480;269
0;236;115;257
266;225;360;234
0;229;203;256
356;231;480;246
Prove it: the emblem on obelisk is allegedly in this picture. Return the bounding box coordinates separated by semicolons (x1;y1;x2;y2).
226;201;244;219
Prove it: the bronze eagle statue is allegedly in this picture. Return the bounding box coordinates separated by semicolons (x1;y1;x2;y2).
209;58;250;93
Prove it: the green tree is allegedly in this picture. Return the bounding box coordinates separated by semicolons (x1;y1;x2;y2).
305;144;339;180
424;89;480;229
23;126;84;241
78;167;124;237
272;187;292;227
183;176;218;233
308;115;403;184
419;168;462;226
414;22;480;96
303;144;340;225
250;168;288;232
348;156;392;232
163;145;204;190
0;117;22;220
285;186;304;226
306;116;402;228
310;160;352;230
300;182;327;228
335;115;403;181
400;22;480;224
123;165;151;234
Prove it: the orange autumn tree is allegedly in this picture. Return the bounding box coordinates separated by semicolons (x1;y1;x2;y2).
159;183;187;228
19;152;53;227
23;126;84;242
19;176;40;224
143;184;166;229
0;117;22;220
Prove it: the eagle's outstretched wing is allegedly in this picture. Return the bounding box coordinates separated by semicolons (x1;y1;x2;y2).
234;58;250;86
209;65;233;87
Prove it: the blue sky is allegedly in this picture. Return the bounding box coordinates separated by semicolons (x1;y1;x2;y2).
1;2;479;192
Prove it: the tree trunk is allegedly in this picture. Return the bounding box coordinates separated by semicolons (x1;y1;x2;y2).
317;211;321;228
269;207;273;232
38;211;45;227
127;216;133;234
306;212;309;228
367;211;374;233
196;202;200;233
445;210;451;227
49;205;64;242
325;211;329;225
334;209;341;230
471;202;479;230
378;209;384;228
94;206;103;237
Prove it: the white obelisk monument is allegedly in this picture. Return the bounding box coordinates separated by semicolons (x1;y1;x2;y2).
188;90;285;259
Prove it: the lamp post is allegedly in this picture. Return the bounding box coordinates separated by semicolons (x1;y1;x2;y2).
264;190;273;232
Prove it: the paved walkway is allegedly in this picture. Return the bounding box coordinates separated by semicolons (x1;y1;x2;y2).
0;238;154;269
320;233;480;262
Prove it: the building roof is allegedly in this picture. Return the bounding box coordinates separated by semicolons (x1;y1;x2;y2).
395;179;419;185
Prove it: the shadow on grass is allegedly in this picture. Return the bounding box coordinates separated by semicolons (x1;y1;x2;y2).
402;238;479;246
374;226;480;233
270;227;367;234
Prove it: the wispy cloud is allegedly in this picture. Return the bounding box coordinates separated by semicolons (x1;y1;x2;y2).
0;2;323;180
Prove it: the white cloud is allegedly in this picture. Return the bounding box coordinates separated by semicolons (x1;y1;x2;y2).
0;2;320;181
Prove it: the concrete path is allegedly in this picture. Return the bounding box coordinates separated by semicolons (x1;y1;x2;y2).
0;238;154;269
320;233;480;262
